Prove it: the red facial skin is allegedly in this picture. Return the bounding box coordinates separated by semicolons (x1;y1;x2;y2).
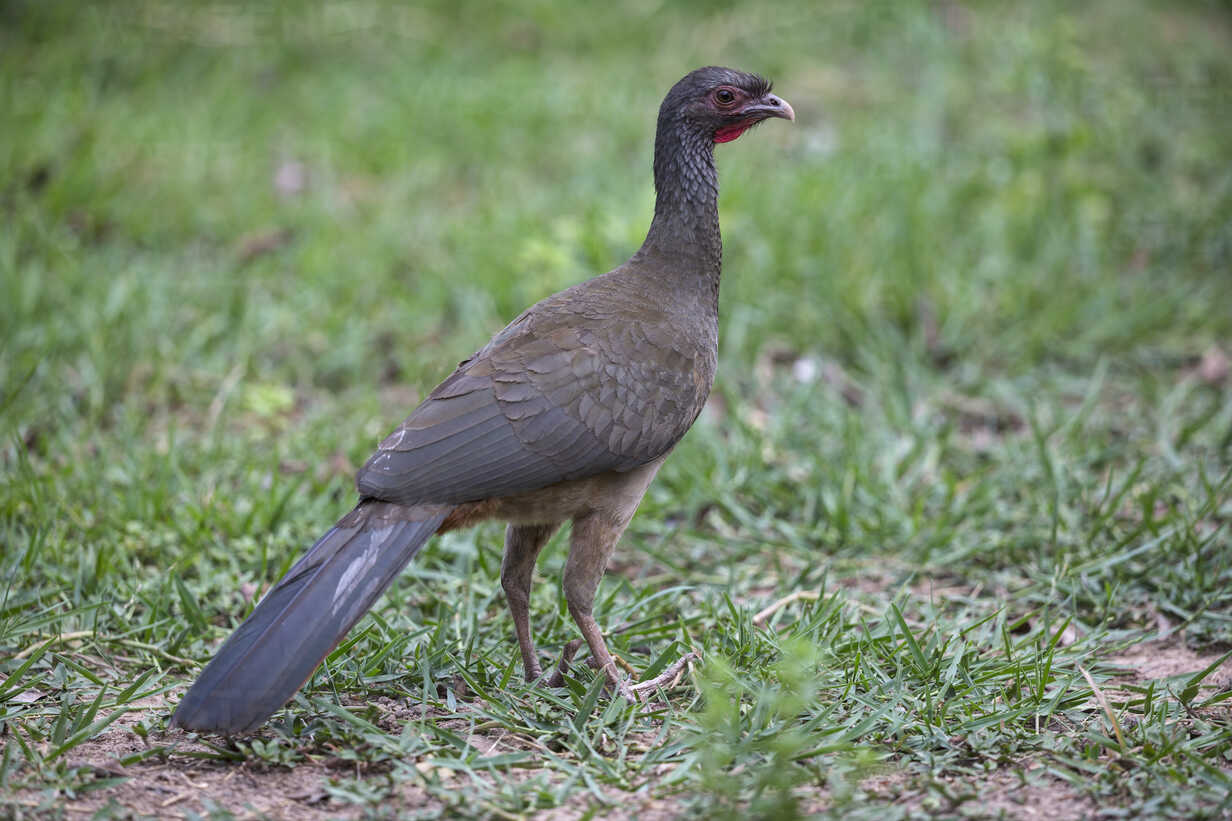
709;83;793;143
714;120;756;143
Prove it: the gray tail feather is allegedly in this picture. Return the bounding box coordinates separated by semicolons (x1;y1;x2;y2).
171;499;449;734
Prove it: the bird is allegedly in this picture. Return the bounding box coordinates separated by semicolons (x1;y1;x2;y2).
171;66;794;734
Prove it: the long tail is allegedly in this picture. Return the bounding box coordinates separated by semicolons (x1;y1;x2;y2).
171;499;450;734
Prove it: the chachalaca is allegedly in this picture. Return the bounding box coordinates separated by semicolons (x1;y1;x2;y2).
171;66;793;734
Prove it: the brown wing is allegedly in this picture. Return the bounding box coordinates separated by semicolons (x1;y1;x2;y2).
355;295;708;506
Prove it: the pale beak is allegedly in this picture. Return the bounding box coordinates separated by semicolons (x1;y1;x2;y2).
746;93;795;122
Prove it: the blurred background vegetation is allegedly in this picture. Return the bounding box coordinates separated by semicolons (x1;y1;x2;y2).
5;0;1230;412
1;0;1230;817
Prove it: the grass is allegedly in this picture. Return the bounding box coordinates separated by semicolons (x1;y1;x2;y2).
2;0;1231;818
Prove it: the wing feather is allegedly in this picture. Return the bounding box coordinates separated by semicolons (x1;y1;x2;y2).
356;284;712;506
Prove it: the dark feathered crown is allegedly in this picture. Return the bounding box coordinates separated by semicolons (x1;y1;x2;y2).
688;66;770;94
662;66;772;114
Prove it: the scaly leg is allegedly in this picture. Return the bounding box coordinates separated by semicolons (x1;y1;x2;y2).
554;512;638;700
501;522;561;682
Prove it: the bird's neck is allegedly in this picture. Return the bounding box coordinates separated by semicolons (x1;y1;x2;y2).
636;121;722;294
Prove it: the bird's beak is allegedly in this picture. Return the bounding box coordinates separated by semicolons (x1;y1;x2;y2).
714;91;795;143
745;93;795;123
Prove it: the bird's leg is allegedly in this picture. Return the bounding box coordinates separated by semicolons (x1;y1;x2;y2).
548;638;586;685
501;522;562;683
553;512;638;701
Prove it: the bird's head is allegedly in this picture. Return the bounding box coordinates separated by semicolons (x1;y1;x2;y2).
660;66;795;145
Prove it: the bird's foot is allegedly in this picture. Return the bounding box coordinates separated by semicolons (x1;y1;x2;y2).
544;640;645;702
610;670;641;704
629;651;700;697
540;642;701;702
545;638;587;687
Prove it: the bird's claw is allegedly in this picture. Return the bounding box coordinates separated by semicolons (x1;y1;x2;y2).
538;641;698;702
628;651;700;697
613;675;642;704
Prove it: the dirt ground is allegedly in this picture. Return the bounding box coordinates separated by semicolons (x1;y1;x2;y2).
6;639;1229;820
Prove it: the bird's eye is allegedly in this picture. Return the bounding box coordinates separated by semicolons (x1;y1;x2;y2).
714;88;736;106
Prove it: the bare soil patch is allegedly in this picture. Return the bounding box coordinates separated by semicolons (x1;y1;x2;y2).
6;692;437;820
923;768;1097;820
1108;638;1232;690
